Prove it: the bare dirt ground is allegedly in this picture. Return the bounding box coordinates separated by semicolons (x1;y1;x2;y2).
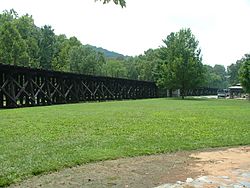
10;146;250;188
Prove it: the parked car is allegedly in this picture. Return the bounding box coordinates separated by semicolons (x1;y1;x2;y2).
217;89;229;98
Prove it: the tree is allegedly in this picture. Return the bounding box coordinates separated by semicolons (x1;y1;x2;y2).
52;35;75;71
69;45;105;75
96;0;126;7
0;9;18;27
239;55;250;100
123;57;139;80
0;9;30;66
203;65;222;88
136;49;160;81
213;64;225;76
208;64;228;88
157;28;204;99
52;35;82;71
228;60;243;86
102;58;127;78
0;22;29;66
51;36;83;71
38;25;56;70
14;14;40;67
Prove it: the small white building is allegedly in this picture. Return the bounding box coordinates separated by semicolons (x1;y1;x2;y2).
228;84;244;98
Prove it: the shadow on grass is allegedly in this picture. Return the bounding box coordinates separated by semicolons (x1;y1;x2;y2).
160;97;216;101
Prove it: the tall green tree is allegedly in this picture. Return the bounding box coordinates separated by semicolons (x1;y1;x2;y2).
0;9;30;66
123;57;139;80
52;34;69;71
0;22;29;66
228;60;243;86
202;65;222;88
239;55;250;100
0;9;18;26
136;49;160;81
38;25;56;70
211;64;228;88
69;45;105;75
102;58;127;78
52;35;82;71
158;28;204;99
213;64;226;78
14;14;40;67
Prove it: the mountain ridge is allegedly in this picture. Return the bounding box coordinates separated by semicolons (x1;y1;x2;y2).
86;45;128;59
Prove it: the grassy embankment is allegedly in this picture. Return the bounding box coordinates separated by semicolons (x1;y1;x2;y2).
0;98;249;186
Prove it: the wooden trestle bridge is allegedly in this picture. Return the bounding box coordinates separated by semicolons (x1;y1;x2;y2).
0;64;157;108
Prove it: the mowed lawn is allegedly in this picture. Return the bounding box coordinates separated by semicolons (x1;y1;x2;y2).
0;98;250;186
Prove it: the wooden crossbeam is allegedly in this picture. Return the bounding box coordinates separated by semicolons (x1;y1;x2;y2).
32;80;51;103
81;81;94;96
0;77;18;107
102;83;115;98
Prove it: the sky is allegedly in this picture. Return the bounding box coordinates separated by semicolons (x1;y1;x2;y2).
1;0;250;67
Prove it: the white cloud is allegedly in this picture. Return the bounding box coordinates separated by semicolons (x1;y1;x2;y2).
0;0;250;67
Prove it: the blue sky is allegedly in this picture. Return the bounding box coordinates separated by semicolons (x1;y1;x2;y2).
1;0;250;67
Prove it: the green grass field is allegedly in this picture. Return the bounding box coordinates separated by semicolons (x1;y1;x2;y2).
0;98;249;186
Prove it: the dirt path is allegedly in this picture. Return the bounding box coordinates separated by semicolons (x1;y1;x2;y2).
10;146;250;188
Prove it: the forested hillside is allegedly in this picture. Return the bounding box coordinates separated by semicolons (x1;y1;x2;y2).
86;45;126;59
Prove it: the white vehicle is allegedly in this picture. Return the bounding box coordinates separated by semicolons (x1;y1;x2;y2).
217;89;229;98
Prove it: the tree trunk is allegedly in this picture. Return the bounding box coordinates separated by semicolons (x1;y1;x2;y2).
181;85;185;99
169;89;173;97
181;89;185;99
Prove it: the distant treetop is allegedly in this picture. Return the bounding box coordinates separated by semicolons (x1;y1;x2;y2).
96;0;126;7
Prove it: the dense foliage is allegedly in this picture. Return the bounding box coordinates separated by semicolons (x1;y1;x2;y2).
1;9;248;92
227;53;250;98
239;54;250;99
157;29;204;98
204;64;228;89
227;60;242;86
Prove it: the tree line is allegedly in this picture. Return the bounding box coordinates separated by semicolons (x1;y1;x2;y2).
0;10;249;98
